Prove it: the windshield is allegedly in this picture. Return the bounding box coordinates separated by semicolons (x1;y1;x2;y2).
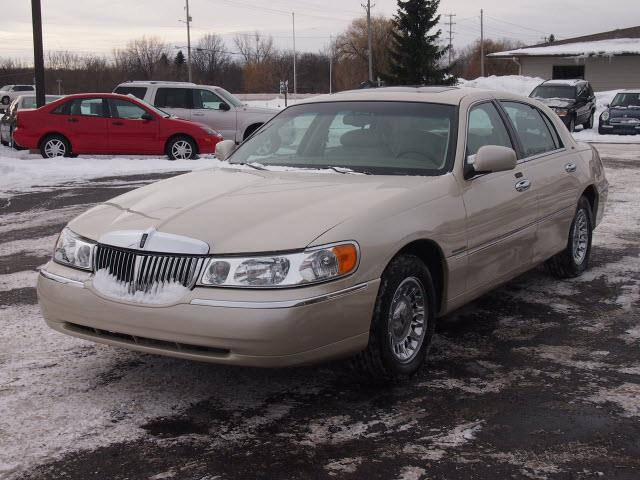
215;87;243;107
229;101;457;176
0;85;10;92
20;96;60;109
610;93;640;108
530;85;576;100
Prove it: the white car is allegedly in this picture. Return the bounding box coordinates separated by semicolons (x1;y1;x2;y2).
0;85;36;108
113;81;278;143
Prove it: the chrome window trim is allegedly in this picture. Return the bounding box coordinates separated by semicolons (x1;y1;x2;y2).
516;147;567;165
190;282;369;309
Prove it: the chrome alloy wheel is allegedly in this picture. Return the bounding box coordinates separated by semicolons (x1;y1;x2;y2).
44;139;66;157
388;276;427;363
572;209;589;265
171;140;193;159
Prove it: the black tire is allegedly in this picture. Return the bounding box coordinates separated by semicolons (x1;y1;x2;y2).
351;254;436;381
40;134;71;159
598;125;607;135
1;96;9;106
583;111;594;129
166;135;197;160
568;116;576;133
545;196;593;278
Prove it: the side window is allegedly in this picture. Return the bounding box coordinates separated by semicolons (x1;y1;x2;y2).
466;102;513;156
193;89;225;110
501;101;558;157
15;86;34;92
154;88;190;109
69;98;105;117
113;86;148;100
109;99;148;119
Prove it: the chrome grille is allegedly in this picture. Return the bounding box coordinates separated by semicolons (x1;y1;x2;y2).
94;244;206;292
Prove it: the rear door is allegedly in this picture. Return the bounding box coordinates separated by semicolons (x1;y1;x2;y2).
153;88;192;121
461;101;538;295
107;98;160;154
499;101;582;263
190;88;237;140
65;97;109;153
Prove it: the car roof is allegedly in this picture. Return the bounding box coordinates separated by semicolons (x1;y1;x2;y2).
52;93;144;100
296;86;523;106
618;89;640;94
541;79;586;87
117;81;197;86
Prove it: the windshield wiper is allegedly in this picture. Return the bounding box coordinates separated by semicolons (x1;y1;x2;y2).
242;162;268;171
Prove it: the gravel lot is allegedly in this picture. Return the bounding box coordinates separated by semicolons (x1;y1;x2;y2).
1;144;639;480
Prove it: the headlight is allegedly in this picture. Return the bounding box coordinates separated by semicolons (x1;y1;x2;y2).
601;111;610;121
202;127;221;136
555;108;569;116
53;228;95;271
199;242;359;288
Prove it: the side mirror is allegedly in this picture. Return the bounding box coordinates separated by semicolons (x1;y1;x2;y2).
141;112;154;121
605;103;610;108
215;139;236;161
219;102;231;112
466;145;517;179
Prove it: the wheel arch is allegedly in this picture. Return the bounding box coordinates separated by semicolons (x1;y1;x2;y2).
165;133;199;155
243;123;264;141
392;239;448;316
581;184;598;219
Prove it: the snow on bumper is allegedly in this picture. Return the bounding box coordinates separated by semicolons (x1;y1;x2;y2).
37;262;377;367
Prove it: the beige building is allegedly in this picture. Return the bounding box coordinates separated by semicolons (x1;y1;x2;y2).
489;26;640;91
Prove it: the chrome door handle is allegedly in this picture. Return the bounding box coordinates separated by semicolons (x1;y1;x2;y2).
193;113;205;117
565;163;577;173
515;179;531;192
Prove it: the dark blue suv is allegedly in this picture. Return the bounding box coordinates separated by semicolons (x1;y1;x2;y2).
599;90;640;135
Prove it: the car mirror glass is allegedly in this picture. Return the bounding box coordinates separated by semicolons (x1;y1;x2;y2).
141;113;154;121
219;102;231;112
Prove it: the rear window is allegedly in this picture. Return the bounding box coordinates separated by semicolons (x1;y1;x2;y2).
154;88;191;109
113;86;148;100
14;86;34;92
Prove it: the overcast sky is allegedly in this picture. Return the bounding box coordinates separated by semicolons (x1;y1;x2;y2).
1;0;639;62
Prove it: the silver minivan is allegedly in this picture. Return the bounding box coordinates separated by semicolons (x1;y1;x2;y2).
113;81;278;143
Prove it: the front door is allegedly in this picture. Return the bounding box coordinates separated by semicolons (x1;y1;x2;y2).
107;98;159;154
190;88;237;141
461;101;538;295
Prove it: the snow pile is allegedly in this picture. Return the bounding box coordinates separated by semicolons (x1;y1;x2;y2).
490;38;640;58
459;75;544;97
92;269;190;305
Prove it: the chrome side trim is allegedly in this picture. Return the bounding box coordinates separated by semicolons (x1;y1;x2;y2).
40;269;86;288
190;282;370;309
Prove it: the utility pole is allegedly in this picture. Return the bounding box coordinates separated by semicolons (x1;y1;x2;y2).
292;12;297;99
329;35;333;94
185;0;192;82
31;0;45;107
364;0;374;82
444;13;456;67
480;9;485;77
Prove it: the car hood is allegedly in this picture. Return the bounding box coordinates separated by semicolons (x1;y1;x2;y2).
68;168;443;254
608;107;640;119
533;97;575;109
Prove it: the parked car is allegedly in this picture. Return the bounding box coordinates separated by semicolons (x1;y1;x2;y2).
529;79;596;132
0;84;36;108
113;81;278;143
598;90;640;135
0;95;62;148
13;93;223;159
37;87;607;379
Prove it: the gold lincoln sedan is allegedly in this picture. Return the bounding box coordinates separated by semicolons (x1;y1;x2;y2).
37;87;608;379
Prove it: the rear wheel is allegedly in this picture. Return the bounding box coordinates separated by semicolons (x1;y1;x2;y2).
545;196;593;278
568;116;576;132
1;96;9;106
167;136;197;160
351;254;436;380
583;111;594;129
40;134;71;158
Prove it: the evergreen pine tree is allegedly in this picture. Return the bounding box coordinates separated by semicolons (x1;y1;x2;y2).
387;0;455;85
174;50;186;67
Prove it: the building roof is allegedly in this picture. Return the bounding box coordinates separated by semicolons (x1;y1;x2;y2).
490;25;640;58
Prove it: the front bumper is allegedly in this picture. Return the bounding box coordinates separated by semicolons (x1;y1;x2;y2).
37;262;378;367
599;122;640;135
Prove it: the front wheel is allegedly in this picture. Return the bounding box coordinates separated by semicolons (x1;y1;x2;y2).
352;254;436;380
583;111;594;129
568;116;576;133
1;96;9;106
545;196;593;278
167;136;197;160
40;134;71;158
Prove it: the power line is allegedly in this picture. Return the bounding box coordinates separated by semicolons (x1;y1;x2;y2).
444;13;456;66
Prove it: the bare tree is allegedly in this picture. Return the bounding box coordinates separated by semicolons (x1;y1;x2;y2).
192;34;231;83
234;32;274;65
113;36;169;79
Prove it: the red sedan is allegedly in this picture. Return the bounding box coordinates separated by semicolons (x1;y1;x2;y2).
13;93;223;160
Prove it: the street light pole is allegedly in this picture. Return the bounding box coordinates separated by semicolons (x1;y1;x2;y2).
366;0;373;82
292;12;297;100
31;0;45;107
185;0;192;82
